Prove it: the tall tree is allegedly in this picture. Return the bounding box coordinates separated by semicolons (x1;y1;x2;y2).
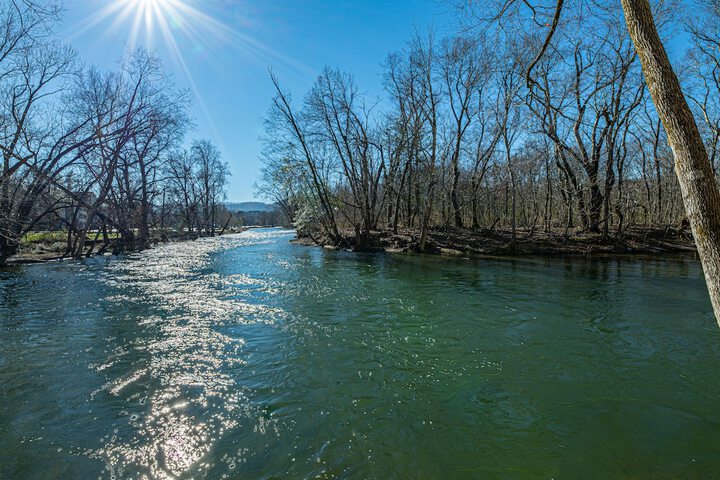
621;0;720;325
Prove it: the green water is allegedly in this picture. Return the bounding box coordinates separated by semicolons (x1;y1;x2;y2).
1;228;719;479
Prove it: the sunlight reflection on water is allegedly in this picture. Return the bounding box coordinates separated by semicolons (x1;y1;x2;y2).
90;230;290;479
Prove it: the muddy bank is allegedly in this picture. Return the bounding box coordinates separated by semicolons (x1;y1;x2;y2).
292;226;697;257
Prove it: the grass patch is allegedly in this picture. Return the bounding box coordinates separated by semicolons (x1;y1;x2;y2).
21;231;120;245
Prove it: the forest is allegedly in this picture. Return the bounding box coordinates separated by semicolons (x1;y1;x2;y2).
0;1;231;265
260;1;719;254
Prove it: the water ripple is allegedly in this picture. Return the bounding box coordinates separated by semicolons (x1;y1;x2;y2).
86;230;292;478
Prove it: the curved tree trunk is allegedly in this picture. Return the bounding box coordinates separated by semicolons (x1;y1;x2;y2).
622;0;720;326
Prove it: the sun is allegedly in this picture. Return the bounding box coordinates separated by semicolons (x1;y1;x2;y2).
122;0;186;48
135;0;171;30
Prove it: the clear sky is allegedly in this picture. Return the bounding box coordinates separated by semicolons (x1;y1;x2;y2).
58;0;455;202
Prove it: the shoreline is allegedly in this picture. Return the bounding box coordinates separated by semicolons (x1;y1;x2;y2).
5;225;697;267
2;226;255;267
290;225;698;259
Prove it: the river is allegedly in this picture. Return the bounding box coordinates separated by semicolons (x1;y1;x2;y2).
1;227;719;479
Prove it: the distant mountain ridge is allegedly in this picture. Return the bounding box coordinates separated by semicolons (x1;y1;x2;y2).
224;201;275;212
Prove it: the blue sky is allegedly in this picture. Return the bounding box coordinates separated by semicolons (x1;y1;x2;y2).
58;0;454;202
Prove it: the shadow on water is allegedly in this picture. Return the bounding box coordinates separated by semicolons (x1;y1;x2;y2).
1;228;719;479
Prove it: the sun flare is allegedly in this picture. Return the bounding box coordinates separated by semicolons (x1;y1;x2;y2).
122;0;188;48
134;0;171;30
70;0;314;143
72;0;312;81
72;0;207;52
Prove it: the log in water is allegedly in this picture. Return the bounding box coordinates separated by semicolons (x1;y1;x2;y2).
1;228;719;478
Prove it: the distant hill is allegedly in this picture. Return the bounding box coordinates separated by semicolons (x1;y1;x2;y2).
224;201;275;212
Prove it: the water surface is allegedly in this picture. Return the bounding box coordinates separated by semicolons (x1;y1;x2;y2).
1;228;719;479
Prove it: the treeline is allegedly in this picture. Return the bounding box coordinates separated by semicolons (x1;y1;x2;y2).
0;1;229;264
231;209;289;228
259;1;718;250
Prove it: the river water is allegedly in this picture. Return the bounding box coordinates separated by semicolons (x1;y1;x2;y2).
1;228;719;479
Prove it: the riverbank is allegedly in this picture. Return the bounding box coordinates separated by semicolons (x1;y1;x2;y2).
292;225;697;257
4;226;250;266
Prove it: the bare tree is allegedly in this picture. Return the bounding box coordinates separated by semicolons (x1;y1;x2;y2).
622;0;720;325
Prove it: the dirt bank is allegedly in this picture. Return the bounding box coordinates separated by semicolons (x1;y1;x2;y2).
292;225;697;257
4;227;250;266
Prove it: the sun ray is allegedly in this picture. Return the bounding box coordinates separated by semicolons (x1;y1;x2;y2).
63;1;130;42
78;0;316;79
153;5;224;148
91;1;142;49
174;2;316;78
128;4;144;49
73;0;316;147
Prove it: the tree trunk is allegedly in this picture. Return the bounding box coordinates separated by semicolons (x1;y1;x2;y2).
622;0;720;326
451;153;463;228
587;177;603;233
138;160;151;249
0;236;18;265
472;179;480;229
602;149;616;237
